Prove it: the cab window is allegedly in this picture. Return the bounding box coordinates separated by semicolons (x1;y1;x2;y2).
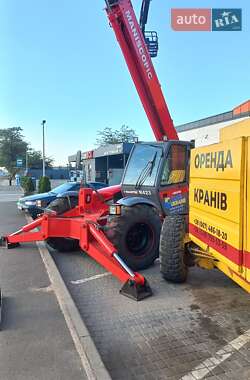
161;145;186;186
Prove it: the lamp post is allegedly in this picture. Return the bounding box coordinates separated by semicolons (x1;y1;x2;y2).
42;120;46;177
25;149;29;175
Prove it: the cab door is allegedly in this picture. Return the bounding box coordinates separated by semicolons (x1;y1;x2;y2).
158;142;190;216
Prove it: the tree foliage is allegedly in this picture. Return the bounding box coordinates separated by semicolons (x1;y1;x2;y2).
38;176;51;193
27;149;54;169
96;125;138;146
0;127;54;184
20;176;35;195
0;127;27;184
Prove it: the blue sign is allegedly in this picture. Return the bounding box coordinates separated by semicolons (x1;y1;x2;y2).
16;159;23;168
212;9;242;31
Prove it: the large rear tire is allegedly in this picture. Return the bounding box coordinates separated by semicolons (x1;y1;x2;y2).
106;204;161;270
46;196;79;252
160;215;188;283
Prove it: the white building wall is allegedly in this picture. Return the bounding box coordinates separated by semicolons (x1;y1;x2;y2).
177;118;249;147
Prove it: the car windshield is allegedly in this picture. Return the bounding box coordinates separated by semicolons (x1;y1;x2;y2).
123;144;163;186
51;182;78;194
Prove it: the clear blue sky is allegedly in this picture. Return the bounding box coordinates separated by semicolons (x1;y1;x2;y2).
0;0;249;165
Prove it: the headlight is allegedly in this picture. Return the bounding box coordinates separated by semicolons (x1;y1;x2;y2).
109;204;122;215
24;200;37;206
36;200;47;208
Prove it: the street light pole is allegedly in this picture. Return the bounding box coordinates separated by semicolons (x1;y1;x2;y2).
42;120;46;177
25;149;28;175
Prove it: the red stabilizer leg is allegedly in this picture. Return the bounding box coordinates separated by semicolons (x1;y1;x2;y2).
1;205;153;300
2;215;48;246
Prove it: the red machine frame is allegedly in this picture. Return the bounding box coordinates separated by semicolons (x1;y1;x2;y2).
2;187;151;300
1;0;178;300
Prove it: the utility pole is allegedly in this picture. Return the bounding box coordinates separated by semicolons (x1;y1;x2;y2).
42;120;46;177
25;149;28;175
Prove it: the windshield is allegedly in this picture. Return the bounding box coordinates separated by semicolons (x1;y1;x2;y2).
123;144;163;186
51;182;78;194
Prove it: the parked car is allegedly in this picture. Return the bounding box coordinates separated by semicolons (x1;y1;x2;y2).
17;181;108;219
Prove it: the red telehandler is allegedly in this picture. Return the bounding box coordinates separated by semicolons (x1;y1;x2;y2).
1;0;191;300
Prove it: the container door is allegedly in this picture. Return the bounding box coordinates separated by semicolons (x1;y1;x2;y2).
243;138;250;281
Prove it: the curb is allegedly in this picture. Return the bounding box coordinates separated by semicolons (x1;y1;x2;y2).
26;216;111;380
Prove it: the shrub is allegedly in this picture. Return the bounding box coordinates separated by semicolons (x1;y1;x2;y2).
38;176;51;193
20;176;35;195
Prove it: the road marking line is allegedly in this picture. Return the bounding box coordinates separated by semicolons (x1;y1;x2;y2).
181;329;250;380
71;272;111;285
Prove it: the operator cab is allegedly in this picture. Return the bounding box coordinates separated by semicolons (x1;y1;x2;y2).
144;31;158;58
106;0;159;58
140;0;158;57
121;141;192;216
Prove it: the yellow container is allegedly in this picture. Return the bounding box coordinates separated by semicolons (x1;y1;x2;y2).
189;131;250;292
220;118;250;141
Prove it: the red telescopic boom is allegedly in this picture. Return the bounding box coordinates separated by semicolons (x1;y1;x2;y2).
105;0;178;141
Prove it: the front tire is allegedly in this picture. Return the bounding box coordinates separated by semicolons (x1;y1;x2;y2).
46;196;79;252
160;215;188;283
106;204;161;270
46;237;79;252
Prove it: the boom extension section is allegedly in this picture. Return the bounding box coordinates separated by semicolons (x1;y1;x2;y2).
105;0;178;141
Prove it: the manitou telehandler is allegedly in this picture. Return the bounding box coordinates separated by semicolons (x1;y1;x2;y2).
1;0;188;301
1;0;249;299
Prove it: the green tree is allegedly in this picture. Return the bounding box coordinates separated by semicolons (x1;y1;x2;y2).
20;176;35;195
118;125;138;143
27;149;54;169
38;176;51;193
0;127;27;185
96;125;138;146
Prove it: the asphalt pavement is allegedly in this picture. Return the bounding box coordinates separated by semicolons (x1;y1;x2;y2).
2;187;250;380
0;196;87;380
0;185;23;202
51;237;250;380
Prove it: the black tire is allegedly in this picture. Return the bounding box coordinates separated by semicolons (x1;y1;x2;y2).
46;196;79;252
46;237;79;252
160;215;188;283
47;196;78;215
106;204;161;270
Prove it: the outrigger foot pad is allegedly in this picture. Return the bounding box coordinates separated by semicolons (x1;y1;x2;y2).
0;237;20;249
120;278;152;301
